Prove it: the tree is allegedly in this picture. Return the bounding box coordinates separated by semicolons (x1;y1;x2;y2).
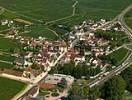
121;65;132;92
68;82;89;100
81;87;89;99
101;75;126;100
57;78;67;89
63;61;75;75
90;87;101;100
68;82;82;100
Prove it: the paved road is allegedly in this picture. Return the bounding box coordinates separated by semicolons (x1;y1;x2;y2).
88;53;132;88
118;4;132;39
97;4;132;31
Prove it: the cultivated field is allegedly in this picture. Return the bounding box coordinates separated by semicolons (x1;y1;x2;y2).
0;54;16;62
20;25;59;40
0;77;26;100
0;0;132;39
0;0;131;23
107;47;130;66
125;9;132;29
0;36;19;53
0;62;14;69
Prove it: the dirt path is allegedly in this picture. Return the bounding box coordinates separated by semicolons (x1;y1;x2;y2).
72;0;79;16
0;60;12;64
46;28;61;39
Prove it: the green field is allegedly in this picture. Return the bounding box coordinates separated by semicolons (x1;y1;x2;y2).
127;93;132;97
0;77;26;100
0;0;132;23
0;62;14;69
107;47;130;66
20;26;58;40
125;91;132;99
125;9;132;29
0;36;19;53
0;54;16;62
0;25;9;31
0;0;132;39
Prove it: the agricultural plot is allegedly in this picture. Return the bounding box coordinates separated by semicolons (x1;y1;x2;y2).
0;62;14;69
125;9;132;29
0;53;16;69
0;54;16;62
0;36;19;53
0;77;26;100
107;47;130;66
76;0;132;20
0;0;73;21
20;26;59;40
0;25;9;31
0;0;131;24
53;15;86;26
0;0;131;39
0;10;18;19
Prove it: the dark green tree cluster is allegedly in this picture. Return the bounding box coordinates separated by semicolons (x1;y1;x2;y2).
51;61;101;79
68;82;89;100
95;29;130;47
89;87;101;100
99;55;116;65
121;65;132;92
57;78;67;89
101;75;126;100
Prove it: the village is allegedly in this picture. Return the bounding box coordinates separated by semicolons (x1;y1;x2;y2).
0;17;130;100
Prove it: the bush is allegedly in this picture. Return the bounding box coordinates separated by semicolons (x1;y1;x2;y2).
51;92;59;97
57;78;67;89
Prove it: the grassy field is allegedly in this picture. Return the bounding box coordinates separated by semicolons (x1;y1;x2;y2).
20;25;58;40
0;10;17;19
0;36;19;53
127;93;132;97
0;62;14;69
0;0;131;23
0;77;26;100
125;9;132;29
0;0;73;21
0;54;16;62
0;25;9;31
107;47;130;66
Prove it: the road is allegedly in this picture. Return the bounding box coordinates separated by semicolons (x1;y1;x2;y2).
72;0;78;16
0;7;4;15
87;4;132;89
88;53;132;88
118;4;132;39
97;4;132;31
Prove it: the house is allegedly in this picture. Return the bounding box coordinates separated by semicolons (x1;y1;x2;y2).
1;19;8;25
15;57;25;66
